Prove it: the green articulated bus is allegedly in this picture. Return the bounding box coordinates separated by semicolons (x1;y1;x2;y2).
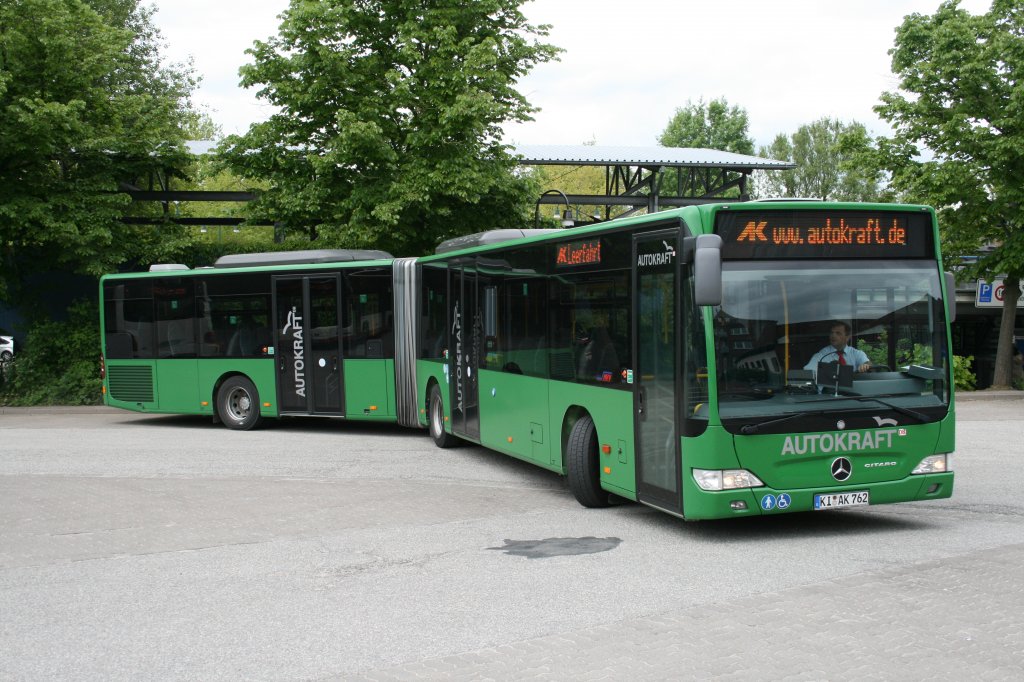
101;200;956;520
415;201;956;519
100;249;422;430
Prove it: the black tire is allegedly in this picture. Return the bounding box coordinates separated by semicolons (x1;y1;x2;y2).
0;350;11;363
428;384;459;448
217;376;263;431
566;415;611;508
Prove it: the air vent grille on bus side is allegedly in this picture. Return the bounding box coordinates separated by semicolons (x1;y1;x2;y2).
108;366;155;403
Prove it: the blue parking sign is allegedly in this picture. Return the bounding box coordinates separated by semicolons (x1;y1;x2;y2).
978;282;993;303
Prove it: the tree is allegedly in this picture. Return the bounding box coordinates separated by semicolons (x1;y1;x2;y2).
658;97;755;154
874;0;1024;388
756;118;881;201
0;0;198;306
657;97;755;201
219;0;560;257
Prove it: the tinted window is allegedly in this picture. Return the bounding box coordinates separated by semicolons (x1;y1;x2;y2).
153;278;196;358
103;280;154;359
344;267;394;358
548;233;631;387
420;263;447;359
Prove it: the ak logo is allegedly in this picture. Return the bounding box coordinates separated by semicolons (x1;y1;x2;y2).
737;221;768;242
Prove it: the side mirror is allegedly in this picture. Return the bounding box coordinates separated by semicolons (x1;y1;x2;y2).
944;271;956;323
694;234;723;306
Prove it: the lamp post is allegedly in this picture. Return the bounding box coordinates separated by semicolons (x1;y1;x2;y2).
534;189;574;229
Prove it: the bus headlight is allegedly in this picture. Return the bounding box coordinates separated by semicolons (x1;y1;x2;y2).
912;454;951;474
693;468;764;491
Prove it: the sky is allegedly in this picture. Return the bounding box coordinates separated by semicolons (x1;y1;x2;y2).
152;0;993;151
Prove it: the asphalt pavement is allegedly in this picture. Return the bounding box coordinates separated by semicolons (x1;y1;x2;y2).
0;393;1022;680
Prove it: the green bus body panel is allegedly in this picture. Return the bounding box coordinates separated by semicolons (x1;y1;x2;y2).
344;359;396;420
199;360;278;418
106;358;396;421
155;360;199;414
678;421;955;520
416;359;446;427
478;369;552;468
418;359;640;492
682;471;953;521
105;358;279;417
548;381;636;496
731;420;947;489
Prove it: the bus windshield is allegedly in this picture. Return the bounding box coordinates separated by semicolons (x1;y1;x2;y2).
712;260;949;422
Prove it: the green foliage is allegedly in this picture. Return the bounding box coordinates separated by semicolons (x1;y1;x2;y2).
219;0;560;256
856;331;890;368
756;118;881;200
856;332;935;369
658;97;754;200
871;0;1024;387
0;300;102;405
0;0;198;304
658;97;755;155
953;355;976;392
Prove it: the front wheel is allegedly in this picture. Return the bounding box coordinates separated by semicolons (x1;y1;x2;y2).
428;384;459;448
566;415;611;508
217;376;263;431
0;350;11;363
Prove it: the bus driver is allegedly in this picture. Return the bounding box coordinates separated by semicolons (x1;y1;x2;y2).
804;321;871;373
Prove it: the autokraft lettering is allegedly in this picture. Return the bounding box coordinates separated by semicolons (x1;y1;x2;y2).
780;428;900;456
452;300;463;412
281;307;306;398
637;240;676;268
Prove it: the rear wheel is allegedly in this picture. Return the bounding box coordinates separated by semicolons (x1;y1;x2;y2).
428;384;459;448
217;376;263;431
566;415;611;508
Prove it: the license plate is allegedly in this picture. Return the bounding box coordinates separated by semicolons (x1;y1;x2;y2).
813;490;869;510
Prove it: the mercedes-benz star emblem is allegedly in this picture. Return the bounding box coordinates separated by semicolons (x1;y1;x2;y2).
831;457;852;482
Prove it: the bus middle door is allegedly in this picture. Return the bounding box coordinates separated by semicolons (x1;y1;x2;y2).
448;261;481;440
273;274;344;416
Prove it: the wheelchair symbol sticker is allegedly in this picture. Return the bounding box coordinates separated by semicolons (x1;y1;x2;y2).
778;493;792;509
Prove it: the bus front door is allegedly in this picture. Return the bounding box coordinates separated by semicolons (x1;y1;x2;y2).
273;275;344;416
633;232;683;515
448;263;481;440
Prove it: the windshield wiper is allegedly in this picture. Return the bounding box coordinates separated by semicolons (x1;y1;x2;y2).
850;396;930;423
739;398;931;435
740;410;833;435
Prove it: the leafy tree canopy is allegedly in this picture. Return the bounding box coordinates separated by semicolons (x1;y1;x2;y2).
658;97;755;155
757;118;880;201
219;0;560;256
872;0;1024;387
0;0;198;305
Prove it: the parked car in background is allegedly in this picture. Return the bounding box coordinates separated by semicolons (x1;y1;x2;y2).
1;334;14;362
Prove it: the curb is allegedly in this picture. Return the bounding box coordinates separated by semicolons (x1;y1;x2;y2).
0;405;119;415
955;390;1024;401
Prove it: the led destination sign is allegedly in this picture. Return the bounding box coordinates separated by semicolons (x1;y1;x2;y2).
555;239;602;267
715;210;932;259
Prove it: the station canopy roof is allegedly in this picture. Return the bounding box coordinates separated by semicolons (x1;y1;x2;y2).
127;141;794;232
512;144;793;170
